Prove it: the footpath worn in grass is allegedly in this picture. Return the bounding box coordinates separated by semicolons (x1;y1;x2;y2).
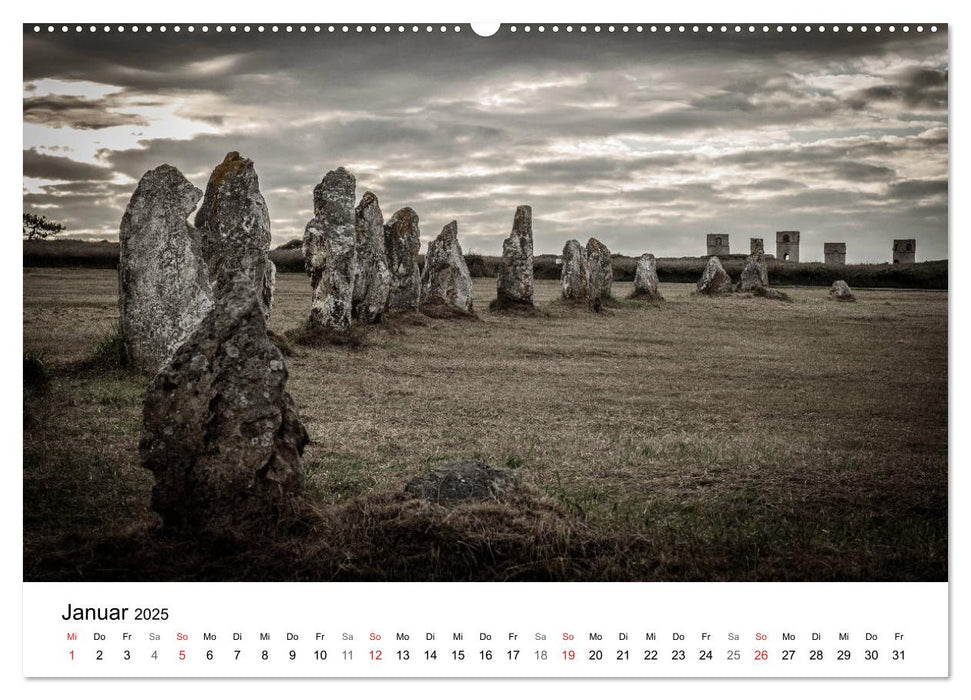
23;268;947;581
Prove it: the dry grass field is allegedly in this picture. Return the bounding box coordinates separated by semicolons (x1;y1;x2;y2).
23;268;947;581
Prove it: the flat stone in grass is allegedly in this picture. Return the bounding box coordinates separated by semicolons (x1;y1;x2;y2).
405;460;518;505
829;279;856;302
696;255;733;295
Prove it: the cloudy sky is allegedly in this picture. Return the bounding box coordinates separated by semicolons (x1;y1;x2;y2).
24;25;948;263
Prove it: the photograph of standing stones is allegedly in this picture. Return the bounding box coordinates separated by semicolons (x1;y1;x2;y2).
22;24;947;582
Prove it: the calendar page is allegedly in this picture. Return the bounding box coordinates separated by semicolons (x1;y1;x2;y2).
19;7;953;689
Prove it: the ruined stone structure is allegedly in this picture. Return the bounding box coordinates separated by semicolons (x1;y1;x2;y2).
495;205;535;308
383;207;422;314
632;253;663;301
420;221;474;315
586;237;613;300
140;278;309;531
195;152;276;319
303;167;357;332
353;191;392;323
118;165;214;373
824;242;847;265
706;233;730;257
893;239;916;264
696;255;733;295
776;231;800;262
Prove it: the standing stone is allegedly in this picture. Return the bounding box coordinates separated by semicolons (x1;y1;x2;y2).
697;256;733;295
829;280;856;302
384;207;422;314
304;168;357;332
632;253;663;301
739;250;769;291
119;165;213;373
561;239;592;302
744;237;770;289
353;191;392;324
195;151;275;320
420;221;474;315
140;278;309;531
494;205;534;308
586;238;613;300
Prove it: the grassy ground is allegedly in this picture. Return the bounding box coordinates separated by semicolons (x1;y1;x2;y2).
23;268;947;581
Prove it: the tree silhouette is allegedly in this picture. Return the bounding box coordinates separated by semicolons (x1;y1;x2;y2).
23;212;65;240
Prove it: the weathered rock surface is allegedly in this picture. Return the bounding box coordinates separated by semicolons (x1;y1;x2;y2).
384;207;422;313
140;278;309;530
561;239;592;303
420;221;474;315
586;237;613;299
751;237;765;255
119;165;213;373
697;256;733;295
195;151;275;319
495;205;534;307
739;251;769;291
304;168;357;331
353;191;392;324
829;280;856;302
404;460;518;504
632;253;663;301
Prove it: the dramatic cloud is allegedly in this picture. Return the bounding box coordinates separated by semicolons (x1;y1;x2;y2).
23;25;949;262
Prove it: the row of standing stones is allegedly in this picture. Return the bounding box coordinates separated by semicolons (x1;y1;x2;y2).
117;153;857;532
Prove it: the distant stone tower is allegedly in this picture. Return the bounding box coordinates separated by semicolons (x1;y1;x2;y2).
776;231;800;262
824;242;846;265
706;233;730;256
893;239;916;264
750;238;764;255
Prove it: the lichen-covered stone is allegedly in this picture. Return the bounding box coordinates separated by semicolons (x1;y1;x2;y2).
496;205;534;306
353;191;392;324
404;460;518;505
384;207;422;314
195;151;275;319
739;251;769;291
140;278;309;531
420;221;474;315
304;168;357;331
829;280;856;302
561;239;592;302
119;165;213;373
751;237;765;256
697;256;733;295
586;237;613;300
632;253;663;301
